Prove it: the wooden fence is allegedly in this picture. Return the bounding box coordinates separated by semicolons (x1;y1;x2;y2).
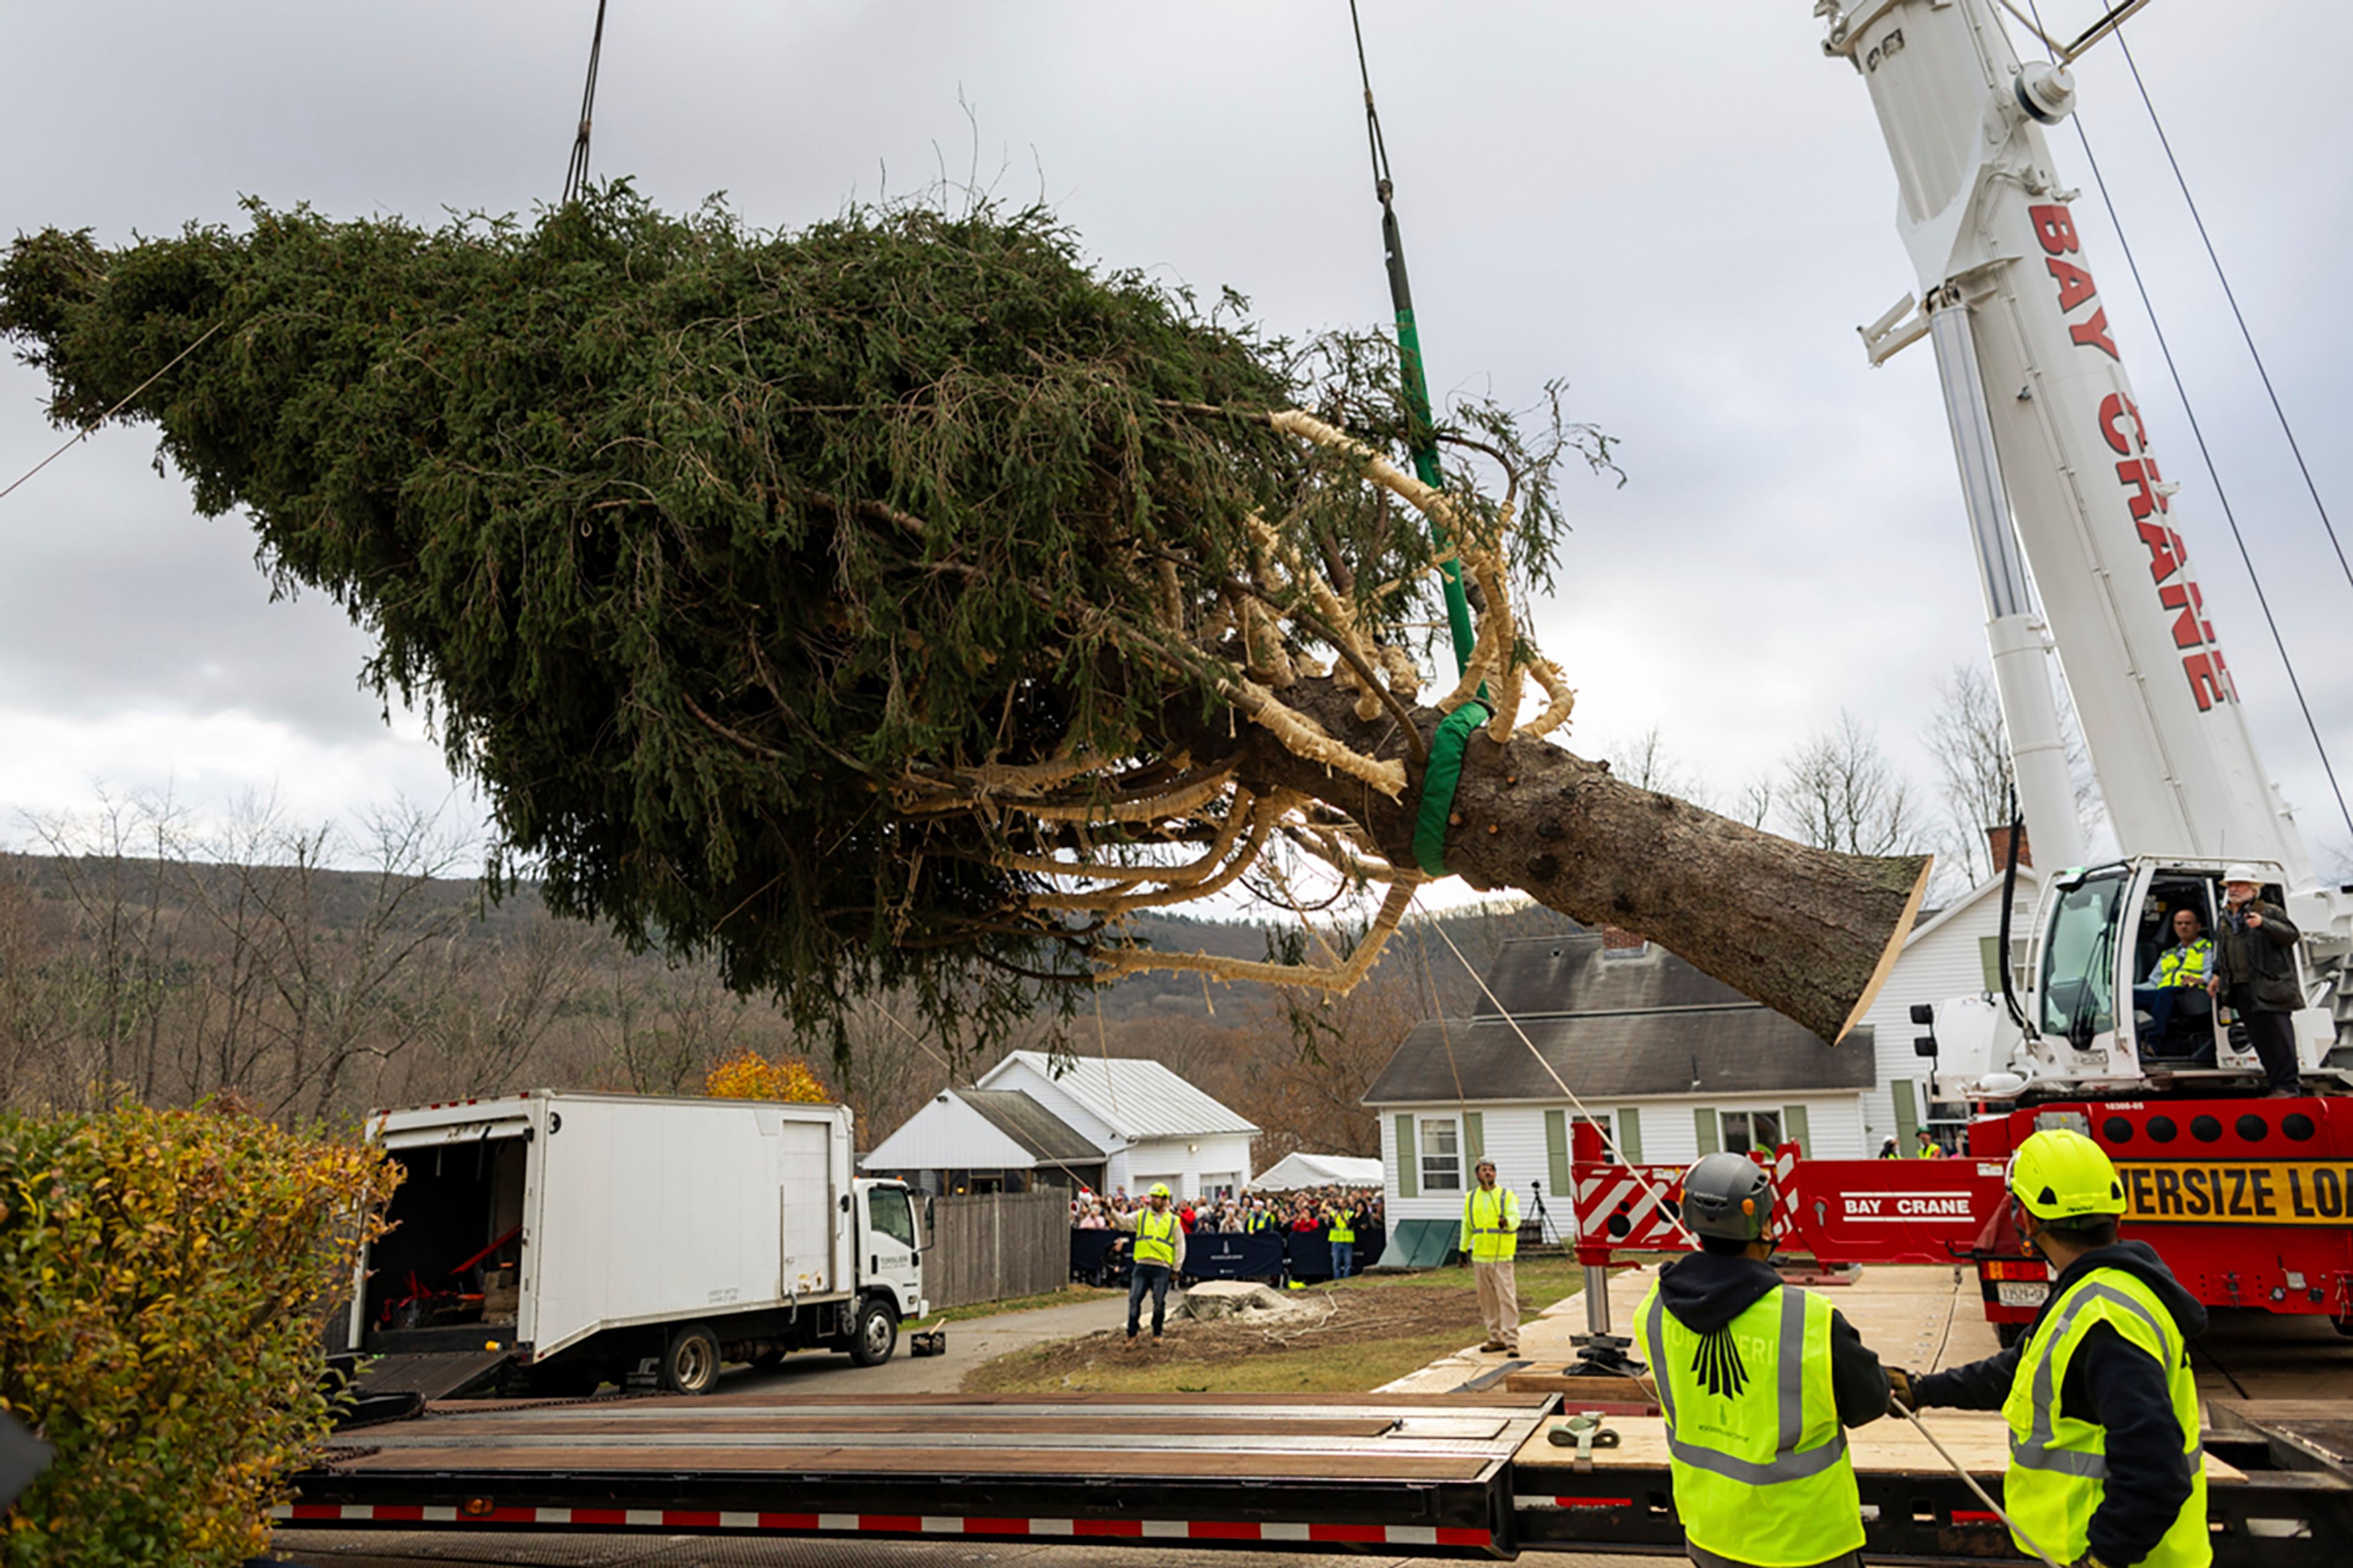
923;1191;1069;1311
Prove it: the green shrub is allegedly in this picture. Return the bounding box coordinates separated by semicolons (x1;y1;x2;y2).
0;1102;399;1566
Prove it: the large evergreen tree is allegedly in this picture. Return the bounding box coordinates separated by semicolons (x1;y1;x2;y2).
0;190;1927;1052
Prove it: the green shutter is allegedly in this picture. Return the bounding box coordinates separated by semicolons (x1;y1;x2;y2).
1544;1109;1571;1194
1463;1111;1485;1173
1618;1107;1644;1163
1395;1114;1418;1198
1979;934;2004;993
1781;1104;1811;1157
1694;1108;1721;1156
1892;1081;1919;1146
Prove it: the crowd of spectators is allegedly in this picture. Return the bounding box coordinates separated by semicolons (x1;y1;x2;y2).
1072;1184;1382;1237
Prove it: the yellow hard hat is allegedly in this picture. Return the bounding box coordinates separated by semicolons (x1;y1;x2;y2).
2006;1128;2125;1222
1150;1182;1172;1199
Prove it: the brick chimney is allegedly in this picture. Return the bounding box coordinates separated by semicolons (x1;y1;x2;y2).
1601;925;1649;958
1987;823;2033;876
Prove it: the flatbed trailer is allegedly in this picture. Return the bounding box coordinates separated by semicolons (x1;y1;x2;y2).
278;1389;2353;1562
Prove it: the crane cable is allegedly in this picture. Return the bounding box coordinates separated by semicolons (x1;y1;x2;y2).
1344;1;1492;879
560;0;611;206
2110;24;2353;603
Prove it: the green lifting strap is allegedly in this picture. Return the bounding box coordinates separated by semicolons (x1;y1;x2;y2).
1414;702;1490;877
1349;1;1487;878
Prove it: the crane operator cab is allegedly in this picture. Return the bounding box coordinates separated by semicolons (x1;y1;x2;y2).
2024;857;2337;1093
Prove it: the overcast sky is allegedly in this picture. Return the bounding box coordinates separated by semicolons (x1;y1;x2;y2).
3;0;2347;886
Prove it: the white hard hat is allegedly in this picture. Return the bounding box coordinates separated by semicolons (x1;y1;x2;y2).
2222;864;2265;887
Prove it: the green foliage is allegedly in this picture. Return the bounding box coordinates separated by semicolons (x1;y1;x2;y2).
0;187;1602;1051
0;1101;400;1566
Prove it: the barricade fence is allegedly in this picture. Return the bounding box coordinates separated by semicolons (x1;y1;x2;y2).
1069;1225;1390;1288
925;1191;1069;1310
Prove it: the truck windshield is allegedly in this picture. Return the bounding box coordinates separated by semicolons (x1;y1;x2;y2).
867;1187;915;1249
2040;869;2128;1044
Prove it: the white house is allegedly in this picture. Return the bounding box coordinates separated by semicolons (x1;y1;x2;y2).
860;1088;1107;1196
1363;930;1878;1240
1855;860;2045;1153
971;1051;1257;1202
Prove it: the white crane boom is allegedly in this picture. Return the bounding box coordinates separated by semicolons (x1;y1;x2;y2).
1823;0;2308;884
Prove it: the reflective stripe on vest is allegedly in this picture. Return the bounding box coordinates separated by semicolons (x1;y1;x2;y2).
2003;1271;2210;1568
2156;937;2213;989
1134;1208;1178;1267
1634;1282;1864;1566
1464;1187;1518;1260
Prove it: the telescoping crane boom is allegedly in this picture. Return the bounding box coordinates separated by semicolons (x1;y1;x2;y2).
1820;0;2349;1096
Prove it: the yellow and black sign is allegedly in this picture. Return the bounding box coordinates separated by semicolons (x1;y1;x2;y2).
2117;1161;2353;1225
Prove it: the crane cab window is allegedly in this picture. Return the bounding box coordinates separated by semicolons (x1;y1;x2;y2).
2041;869;2128;1043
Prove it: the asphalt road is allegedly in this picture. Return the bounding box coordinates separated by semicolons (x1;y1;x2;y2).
718;1289;1137;1397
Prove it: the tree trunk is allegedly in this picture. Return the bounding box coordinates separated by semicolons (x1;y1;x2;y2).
1189;675;1931;1046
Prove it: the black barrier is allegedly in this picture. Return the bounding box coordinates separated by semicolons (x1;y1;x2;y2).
1183;1230;1287;1281
1069;1225;1388;1287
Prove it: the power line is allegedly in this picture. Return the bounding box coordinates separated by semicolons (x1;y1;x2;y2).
2110;24;2353;600
560;0;610;206
2057;93;2353;842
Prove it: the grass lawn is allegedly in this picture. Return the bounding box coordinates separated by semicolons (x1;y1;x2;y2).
961;1253;1585;1395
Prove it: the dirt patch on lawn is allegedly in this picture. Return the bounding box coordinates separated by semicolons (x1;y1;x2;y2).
963;1281;1485;1393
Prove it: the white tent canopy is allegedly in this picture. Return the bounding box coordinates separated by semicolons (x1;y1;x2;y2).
1252;1153;1383;1191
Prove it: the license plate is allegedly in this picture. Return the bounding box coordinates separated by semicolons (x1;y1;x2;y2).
1996;1281;2048;1308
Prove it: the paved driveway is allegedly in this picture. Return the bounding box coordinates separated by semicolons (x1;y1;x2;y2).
717;1289;1137;1397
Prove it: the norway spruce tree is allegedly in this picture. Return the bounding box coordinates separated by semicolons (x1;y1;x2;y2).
0;189;1927;1053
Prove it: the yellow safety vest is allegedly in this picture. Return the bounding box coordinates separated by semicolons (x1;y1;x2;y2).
1632;1279;1865;1568
1462;1186;1519;1261
1328;1213;1355;1243
2002;1268;2209;1568
1133;1208;1178;1267
2155;937;2214;990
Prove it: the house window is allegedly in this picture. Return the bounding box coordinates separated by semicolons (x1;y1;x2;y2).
1419;1117;1463;1192
1720;1110;1782;1156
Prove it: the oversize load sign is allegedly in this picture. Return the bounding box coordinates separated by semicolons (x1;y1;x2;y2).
2118;1161;2353;1225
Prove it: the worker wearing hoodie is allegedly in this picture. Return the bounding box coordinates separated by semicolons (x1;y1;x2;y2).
1632;1153;1890;1568
1896;1129;2208;1568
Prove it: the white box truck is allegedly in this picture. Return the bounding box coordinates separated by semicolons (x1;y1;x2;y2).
346;1090;928;1400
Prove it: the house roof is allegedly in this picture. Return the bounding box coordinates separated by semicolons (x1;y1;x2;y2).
1904;866;2042;949
1363;933;1876;1104
983;1051;1258;1139
957;1089;1105;1164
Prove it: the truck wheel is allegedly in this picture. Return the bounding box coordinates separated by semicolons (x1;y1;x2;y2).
2333;1314;2353;1340
660;1322;723;1395
849;1297;898;1368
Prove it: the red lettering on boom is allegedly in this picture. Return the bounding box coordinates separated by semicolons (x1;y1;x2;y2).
2029;203;2081;256
2099;393;2145;456
2047;259;2098;312
2158;581;2214;650
2069;308;2121;360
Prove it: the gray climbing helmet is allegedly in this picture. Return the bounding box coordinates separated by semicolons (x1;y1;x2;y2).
1681;1153;1775;1242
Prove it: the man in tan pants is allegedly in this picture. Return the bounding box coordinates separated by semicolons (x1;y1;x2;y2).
1461;1159;1521;1353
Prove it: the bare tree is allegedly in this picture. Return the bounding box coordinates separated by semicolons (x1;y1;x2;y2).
1603;726;1713;808
1778;712;1925;858
1922;662;2014;887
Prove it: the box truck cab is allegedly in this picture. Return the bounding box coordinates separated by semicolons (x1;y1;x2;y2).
347;1091;927;1399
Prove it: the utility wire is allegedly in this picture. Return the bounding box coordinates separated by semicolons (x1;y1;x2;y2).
2112;25;2353;599
560;0;610;206
2056;99;2353;843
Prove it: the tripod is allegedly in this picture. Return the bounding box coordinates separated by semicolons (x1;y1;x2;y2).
1528;1178;1561;1246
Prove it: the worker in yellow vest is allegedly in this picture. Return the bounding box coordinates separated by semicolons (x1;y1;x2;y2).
1109;1182;1186;1341
1631;1153;1890;1568
1460;1159;1521;1354
1327;1201;1357;1280
1892;1130;2208;1568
